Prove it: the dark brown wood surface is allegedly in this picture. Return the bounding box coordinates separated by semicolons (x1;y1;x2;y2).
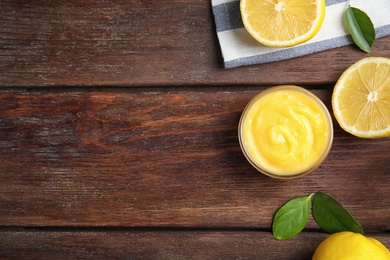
1;0;389;87
1;230;389;259
0;0;389;259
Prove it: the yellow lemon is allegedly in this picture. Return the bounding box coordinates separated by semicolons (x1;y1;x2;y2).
313;231;390;260
240;0;326;47
332;57;390;138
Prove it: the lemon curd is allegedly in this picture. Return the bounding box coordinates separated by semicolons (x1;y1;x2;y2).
239;86;333;179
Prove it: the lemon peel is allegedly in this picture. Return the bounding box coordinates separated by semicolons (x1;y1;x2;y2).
313;231;390;260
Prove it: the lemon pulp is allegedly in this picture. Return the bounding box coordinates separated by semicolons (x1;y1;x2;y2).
332;57;390;138
240;0;326;47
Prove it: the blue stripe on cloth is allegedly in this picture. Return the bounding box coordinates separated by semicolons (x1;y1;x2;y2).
213;1;242;32
325;0;348;6
224;35;352;68
223;24;390;69
213;0;348;33
376;24;390;38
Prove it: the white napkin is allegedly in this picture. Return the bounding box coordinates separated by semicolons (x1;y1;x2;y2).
212;0;390;68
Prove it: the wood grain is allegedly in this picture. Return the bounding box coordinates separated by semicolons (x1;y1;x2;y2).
1;0;390;87
1;90;389;230
1;0;389;257
1;230;389;259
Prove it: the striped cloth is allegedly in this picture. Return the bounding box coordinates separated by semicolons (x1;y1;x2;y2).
212;0;390;68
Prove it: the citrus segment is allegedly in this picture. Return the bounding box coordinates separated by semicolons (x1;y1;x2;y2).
240;0;326;47
332;57;390;138
313;231;390;260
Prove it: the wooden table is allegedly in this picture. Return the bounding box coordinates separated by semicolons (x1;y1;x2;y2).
1;1;389;259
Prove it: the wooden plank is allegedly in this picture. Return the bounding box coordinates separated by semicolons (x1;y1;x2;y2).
1;230;389;259
1;90;389;229
1;0;390;87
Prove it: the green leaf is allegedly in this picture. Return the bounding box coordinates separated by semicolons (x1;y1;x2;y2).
344;6;376;53
312;191;364;234
272;194;312;240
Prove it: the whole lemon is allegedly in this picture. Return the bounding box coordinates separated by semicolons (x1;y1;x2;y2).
313;231;390;260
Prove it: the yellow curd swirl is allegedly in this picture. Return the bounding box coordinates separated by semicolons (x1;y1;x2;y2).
239;86;333;178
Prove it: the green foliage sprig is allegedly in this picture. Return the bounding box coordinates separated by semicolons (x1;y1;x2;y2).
344;6;376;53
272;191;363;240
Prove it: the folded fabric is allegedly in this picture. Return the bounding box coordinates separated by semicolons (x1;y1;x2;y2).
212;0;390;68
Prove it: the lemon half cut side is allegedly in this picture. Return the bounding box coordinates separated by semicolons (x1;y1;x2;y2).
332;57;390;138
240;0;326;47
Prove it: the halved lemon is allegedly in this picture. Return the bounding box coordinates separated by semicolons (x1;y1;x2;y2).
332;57;390;138
240;0;326;47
